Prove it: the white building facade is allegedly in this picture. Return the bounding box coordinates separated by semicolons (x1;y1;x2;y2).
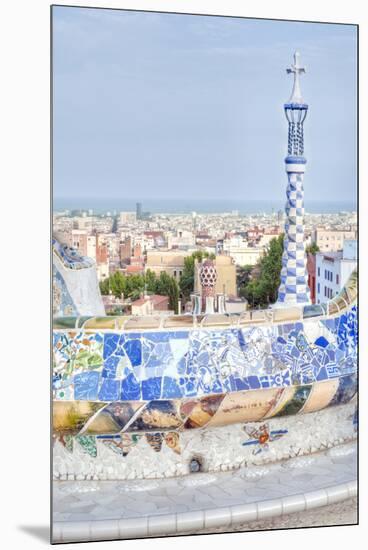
311;228;356;252
223;237;263;266
315;240;357;304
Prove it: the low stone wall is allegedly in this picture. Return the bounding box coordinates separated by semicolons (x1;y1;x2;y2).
53;400;356;481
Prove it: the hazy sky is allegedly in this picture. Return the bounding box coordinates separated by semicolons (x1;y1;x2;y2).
52;6;357;204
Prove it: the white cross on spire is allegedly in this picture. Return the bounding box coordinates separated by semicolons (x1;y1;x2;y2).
286;51;306;104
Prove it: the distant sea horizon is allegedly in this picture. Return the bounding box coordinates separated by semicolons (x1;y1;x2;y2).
53;197;357;215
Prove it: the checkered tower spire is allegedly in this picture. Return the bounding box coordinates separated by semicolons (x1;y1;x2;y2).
276;51;311;307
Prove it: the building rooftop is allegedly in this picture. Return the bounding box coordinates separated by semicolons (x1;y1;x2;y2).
131;294;169;307
320;251;343;261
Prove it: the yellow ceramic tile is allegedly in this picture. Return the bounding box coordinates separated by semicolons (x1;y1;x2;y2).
53;401;104;434
183;395;225;429
124;316;161;330
208;388;283;427
273;307;302;323
300;379;340;413
127;400;183;431
328;301;339;316
84;402;145;434
263;386;296;418
83;317;117;329
81;411;122;435
164;432;181;454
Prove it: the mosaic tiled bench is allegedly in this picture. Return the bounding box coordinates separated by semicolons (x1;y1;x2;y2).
53;271;357;480
53;238;105;318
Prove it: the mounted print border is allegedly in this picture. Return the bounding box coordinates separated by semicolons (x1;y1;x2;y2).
51;4;358;543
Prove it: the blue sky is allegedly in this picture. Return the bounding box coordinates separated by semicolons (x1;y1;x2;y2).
52;7;357;204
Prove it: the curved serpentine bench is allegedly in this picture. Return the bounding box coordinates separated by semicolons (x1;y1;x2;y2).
52;270;357;480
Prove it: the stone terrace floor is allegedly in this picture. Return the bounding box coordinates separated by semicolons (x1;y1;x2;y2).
53;441;357;542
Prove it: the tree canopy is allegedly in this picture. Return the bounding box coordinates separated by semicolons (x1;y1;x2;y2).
237;264;254;292
99;268;179;313
306;242;320;255
240;235;284;308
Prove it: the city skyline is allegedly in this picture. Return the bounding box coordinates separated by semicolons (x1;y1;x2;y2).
53;7;357;205
53;197;357;215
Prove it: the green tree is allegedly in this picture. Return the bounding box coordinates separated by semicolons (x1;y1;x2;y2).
99;272;142;299
99;278;110;295
237;264;253;297
156;271;179;313
110;271;127;298
100;269;179;313
243;235;284;308
306;242;320;255
145;269;157;293
125;274;145;300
